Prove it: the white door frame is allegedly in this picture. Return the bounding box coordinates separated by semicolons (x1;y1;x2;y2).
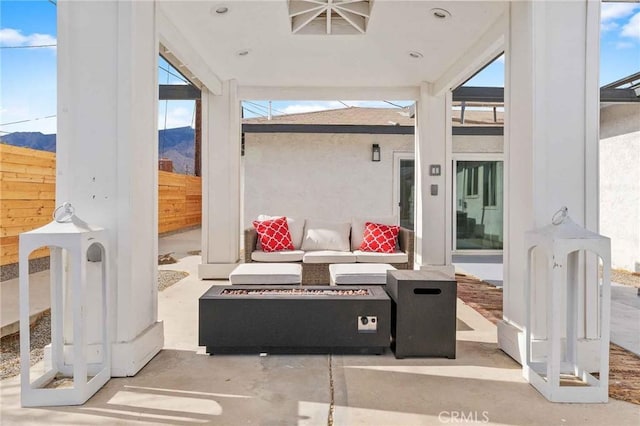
452;153;504;255
392;152;415;226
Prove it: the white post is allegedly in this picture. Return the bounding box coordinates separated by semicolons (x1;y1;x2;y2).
57;0;162;377
199;80;242;279
414;83;454;276
499;0;601;367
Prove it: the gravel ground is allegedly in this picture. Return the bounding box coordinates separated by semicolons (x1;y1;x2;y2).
612;269;640;288
457;274;640;406
0;270;189;380
158;270;189;291
0;311;50;380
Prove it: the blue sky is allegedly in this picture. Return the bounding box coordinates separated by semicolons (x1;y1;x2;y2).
1;1;639;133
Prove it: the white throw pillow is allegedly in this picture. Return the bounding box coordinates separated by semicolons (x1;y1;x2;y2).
351;216;397;250
256;215;306;249
301;220;351;252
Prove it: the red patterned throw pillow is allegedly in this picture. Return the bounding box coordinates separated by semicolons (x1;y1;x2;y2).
252;216;294;252
359;222;399;254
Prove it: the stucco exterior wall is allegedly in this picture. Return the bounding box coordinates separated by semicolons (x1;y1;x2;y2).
600;103;640;272
243;132;413;227
243;132;505;229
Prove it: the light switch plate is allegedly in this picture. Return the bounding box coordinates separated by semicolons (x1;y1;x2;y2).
429;164;441;176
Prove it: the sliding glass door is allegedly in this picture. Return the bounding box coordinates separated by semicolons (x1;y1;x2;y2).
454;159;504;251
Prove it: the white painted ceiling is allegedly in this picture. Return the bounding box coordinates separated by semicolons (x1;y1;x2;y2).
159;1;507;88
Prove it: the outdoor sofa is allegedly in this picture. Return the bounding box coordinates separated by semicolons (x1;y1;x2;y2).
244;216;414;285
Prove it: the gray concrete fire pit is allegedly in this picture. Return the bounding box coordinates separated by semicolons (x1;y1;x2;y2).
199;285;390;355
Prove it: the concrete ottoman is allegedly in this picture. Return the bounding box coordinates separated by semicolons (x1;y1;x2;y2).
329;263;396;286
229;263;302;285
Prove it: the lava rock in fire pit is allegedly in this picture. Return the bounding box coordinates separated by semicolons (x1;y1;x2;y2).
221;288;370;296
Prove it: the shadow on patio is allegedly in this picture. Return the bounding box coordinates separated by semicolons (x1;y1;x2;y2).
2;267;639;425
2;229;639;424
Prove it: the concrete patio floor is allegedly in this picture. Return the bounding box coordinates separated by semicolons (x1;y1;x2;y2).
454;254;640;356
2;254;640;425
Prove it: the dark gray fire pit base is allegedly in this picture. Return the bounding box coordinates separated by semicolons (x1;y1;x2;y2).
199;285;391;355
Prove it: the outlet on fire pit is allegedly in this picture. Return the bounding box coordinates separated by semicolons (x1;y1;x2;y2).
358;315;378;333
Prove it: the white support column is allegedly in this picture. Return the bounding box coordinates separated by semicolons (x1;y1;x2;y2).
414;83;454;276
499;0;601;367
57;0;162;377
199;81;242;279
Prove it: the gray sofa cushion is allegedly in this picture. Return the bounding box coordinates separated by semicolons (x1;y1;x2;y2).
329;263;396;285
303;250;356;264
229;263;302;285
251;250;305;262
301;220;351;251
353;250;408;264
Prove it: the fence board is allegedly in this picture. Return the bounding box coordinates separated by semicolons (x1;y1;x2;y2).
0;146;56;265
1;145;202;265
0;144;56;158
0;152;55;169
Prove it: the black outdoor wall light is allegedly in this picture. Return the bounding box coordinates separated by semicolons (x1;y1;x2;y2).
372;144;381;162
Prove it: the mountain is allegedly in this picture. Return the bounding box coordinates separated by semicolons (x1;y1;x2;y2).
0;127;196;174
0;132;57;152
158;126;195;174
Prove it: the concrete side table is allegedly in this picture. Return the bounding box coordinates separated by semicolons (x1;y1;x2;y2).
386;269;457;359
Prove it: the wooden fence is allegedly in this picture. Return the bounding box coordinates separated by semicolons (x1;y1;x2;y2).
0;145;56;266
158;171;202;234
0;144;201;266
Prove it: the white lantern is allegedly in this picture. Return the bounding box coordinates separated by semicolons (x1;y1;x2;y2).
524;207;611;403
19;203;110;406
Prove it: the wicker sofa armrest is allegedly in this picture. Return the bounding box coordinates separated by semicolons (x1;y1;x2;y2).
244;228;258;263
398;227;415;270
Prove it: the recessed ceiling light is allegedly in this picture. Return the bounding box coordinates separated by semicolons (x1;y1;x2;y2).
212;5;229;15
430;8;451;19
409;51;423;59
237;49;250;57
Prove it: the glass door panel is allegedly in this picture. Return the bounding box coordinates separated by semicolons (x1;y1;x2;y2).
455;160;503;250
399;159;415;230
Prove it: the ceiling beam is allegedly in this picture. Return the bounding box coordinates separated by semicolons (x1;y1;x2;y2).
432;10;507;96
601;71;640;89
242;123;503;136
238;86;420;101
243;124;413;135
600;88;640;103
453;87;504;103
159;84;201;100
157;7;222;94
451;86;639;103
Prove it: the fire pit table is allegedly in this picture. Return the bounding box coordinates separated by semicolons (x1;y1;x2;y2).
199;285;390;355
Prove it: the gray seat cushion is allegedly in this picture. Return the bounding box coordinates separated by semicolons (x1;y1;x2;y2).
303;250;357;264
251;250;304;262
329;263;396;285
353;250;408;264
229;263;302;285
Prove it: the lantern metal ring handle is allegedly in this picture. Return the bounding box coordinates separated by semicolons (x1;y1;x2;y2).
552;206;568;225
53;202;76;223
